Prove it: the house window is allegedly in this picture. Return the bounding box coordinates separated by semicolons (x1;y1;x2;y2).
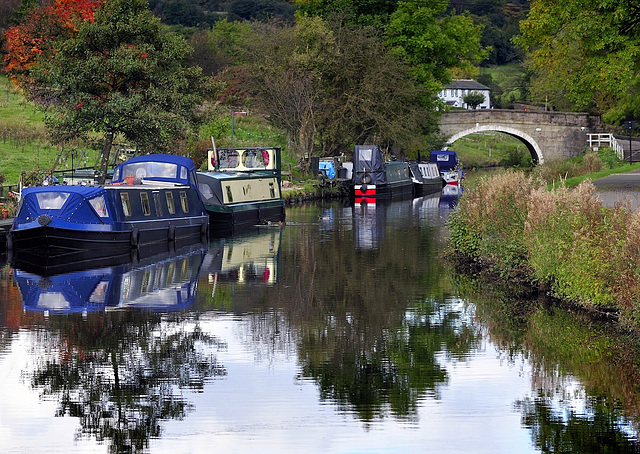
140;192;151;216
180;191;189;213
166;192;175;214
120;193;131;217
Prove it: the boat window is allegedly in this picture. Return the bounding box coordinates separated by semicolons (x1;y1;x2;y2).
89;195;108;217
269;182;275;198
198;183;214;202
36;192;70;210
120;193;132;216
140;192;151;216
219;150;240;169
166;192;175;214
180;191;188;213
360;148;373;161
153;192;162;216
242;150;264;168
121;162;178;180
180;166;187;180
226;185;233;202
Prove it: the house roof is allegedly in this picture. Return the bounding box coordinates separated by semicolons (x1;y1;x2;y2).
444;79;490;91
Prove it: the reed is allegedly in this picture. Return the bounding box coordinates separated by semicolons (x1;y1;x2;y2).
449;170;640;328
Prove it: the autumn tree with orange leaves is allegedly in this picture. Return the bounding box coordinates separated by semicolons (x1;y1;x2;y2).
2;0;102;89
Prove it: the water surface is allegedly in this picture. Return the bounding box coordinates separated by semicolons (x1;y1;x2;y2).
0;192;639;453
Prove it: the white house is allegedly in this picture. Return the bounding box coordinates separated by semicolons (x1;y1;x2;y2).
438;79;491;109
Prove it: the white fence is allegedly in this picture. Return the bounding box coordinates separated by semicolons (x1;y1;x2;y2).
588;133;624;160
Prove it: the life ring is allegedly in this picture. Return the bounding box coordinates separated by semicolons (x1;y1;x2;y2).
362;174;372;185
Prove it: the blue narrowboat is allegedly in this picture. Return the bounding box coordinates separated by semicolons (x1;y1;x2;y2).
430;150;464;185
10;154;209;257
196;146;286;234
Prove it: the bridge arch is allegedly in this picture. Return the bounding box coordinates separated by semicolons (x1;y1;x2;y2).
445;124;545;165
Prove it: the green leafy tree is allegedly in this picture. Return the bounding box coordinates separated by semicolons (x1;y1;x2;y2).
293;0;399;27
463;90;486;109
515;0;637;122
27;0;216;182
385;2;489;98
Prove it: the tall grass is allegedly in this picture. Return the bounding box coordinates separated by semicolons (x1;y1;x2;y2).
448;170;640;328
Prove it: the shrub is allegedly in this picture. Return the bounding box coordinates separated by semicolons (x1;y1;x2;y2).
448;170;542;278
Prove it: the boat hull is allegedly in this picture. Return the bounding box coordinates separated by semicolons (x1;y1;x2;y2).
413;178;444;197
353;180;414;203
205;200;286;235
10;216;208;254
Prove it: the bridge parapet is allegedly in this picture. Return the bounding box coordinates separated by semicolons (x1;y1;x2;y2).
440;110;602;163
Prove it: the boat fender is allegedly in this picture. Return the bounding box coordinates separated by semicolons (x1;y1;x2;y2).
37;214;53;226
130;228;139;247
168;225;176;242
362;174;372;185
360;184;367;193
6;233;13;251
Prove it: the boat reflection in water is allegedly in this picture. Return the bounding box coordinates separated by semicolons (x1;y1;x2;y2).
353;189;460;250
202;229;282;295
14;243;207;314
440;183;463;208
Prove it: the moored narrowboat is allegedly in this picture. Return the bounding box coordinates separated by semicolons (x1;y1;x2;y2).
196;146;286;234
409;162;445;197
430;150;464;185
352;145;414;203
10;154;208;257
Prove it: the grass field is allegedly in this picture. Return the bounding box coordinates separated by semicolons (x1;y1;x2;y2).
450;131;532;169
0;76;63;185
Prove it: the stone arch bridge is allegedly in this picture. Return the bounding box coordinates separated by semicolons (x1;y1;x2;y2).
439;110;602;164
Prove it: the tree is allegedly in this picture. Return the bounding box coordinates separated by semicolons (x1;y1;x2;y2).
385;2;489;97
463;90;486;109
24;0;216;182
2;0;103;87
243;17;434;160
515;0;637;122
293;0;400;27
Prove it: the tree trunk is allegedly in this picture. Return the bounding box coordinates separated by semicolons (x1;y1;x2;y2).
98;129;114;185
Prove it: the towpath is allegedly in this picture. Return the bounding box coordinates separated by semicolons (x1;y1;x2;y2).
593;169;640;209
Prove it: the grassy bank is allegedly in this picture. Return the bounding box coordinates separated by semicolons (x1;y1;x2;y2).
448;170;640;329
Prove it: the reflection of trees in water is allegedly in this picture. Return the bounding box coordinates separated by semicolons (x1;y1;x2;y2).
193;202;474;422
28;311;226;453
516;396;640;454
276;205;478;421
451;268;640;451
298;297;481;422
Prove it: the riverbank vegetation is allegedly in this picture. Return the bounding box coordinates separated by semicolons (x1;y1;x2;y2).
448;168;640;329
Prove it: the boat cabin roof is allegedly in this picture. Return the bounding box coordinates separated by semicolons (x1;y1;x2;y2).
430;150;459;171
111;154;197;187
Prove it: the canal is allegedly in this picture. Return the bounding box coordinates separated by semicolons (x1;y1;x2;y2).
1;190;639;453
